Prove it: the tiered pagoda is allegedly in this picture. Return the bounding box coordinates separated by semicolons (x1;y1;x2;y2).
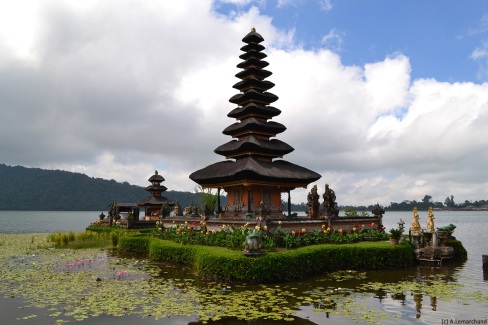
190;28;321;218
138;170;174;220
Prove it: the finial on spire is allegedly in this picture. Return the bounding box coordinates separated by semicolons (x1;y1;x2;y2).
251;27;256;32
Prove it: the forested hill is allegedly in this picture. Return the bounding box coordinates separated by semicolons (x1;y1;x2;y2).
0;164;203;211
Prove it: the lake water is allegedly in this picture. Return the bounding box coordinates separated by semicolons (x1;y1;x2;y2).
1;210;487;324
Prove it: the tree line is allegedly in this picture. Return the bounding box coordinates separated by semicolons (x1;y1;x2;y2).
0;164;221;211
290;194;488;212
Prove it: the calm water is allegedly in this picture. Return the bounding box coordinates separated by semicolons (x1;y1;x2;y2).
1;210;487;324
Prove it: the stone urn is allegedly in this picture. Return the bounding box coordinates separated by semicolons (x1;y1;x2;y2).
243;232;263;257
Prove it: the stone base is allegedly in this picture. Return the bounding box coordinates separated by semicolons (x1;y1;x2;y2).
416;245;454;266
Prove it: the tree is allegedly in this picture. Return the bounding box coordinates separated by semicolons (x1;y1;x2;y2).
444;195;455;208
422;195;432;204
194;185;218;213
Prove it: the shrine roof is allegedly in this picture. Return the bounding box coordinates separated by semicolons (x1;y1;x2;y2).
229;90;278;105
189;157;321;187
242;29;264;43
148;170;165;182
145;184;168;192
137;196;174;207
215;135;294;157
227;103;281;119
222;118;286;136
232;78;275;91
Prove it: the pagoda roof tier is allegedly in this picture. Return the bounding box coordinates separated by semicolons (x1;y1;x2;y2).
145;184;168;192
137;195;174;207
239;51;267;61
229;90;278;105
242;29;265;43
235;67;272;80
223;118;286;137
237;58;269;69
240;43;265;52
227;103;281;119
215;135;294;158
232;77;274;92
189;157;321;188
148;171;165;182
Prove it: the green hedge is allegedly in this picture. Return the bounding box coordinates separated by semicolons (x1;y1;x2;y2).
119;236;151;255
445;239;468;261
119;236;415;283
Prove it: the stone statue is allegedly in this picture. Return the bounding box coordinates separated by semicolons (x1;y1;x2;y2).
322;184;339;217
258;201;270;218
411;206;421;234
173;201;182;217
307;185;320;218
426;206;435;233
203;204;211;220
372;203;385;217
159;202;170;219
108;200;119;226
183;206;191;217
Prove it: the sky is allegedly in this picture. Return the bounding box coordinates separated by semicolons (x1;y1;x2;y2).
1;0;488;207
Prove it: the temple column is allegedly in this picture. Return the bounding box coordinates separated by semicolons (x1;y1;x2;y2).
247;187;251;213
217;188;221;214
288;190;291;217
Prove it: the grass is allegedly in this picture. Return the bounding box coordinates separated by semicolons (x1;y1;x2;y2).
47;230;123;249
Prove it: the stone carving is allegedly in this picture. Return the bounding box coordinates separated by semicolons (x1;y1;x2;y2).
173;201;183;217
108;200;119;226
306;185;320;218
411;207;421;235
426;206;435;233
183;206;191;217
372;203;385;217
159;202;170;219
322;184;339;217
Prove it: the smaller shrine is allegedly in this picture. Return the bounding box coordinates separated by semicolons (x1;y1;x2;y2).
410;206;459;266
138;170;174;220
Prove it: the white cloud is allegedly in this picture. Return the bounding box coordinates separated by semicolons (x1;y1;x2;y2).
364;54;411;115
1;0;488;206
321;28;344;52
318;0;333;11
471;40;488;60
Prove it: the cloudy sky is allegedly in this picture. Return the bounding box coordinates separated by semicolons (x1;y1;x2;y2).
1;0;488;206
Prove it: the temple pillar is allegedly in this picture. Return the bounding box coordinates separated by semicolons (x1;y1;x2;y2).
288;190;291;217
247;187;251;213
217;188;221;214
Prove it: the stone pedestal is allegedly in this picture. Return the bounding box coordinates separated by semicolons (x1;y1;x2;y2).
412;234;420;249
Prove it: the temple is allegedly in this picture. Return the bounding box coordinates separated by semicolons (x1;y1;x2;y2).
138;170;174;220
190;28;321;218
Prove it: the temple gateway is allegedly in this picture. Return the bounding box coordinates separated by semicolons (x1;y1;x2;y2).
189;28;321;219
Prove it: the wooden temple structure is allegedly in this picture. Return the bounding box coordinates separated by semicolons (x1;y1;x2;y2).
190;28;321;219
137;170;174;220
101;29;383;232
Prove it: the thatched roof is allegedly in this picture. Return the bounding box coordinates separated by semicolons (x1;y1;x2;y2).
189;157;321;187
137;195;174;207
215;135;294;158
223;118;286;136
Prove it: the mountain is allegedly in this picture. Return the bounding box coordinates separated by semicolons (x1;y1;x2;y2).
0;164;212;211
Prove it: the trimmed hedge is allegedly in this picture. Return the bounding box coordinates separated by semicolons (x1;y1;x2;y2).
119;236;415;283
445;239;468;261
119;236;151;255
